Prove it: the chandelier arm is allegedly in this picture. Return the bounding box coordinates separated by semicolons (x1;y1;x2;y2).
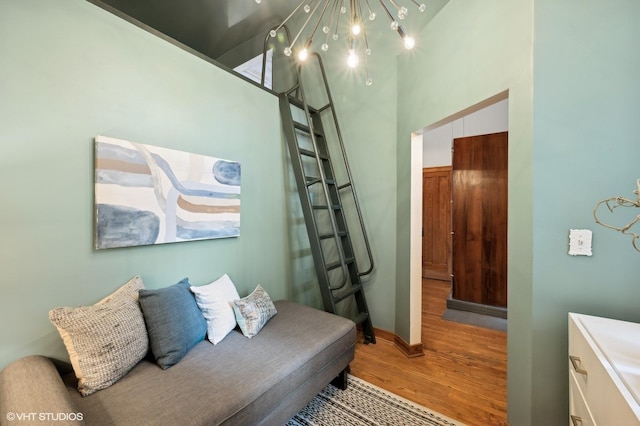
363;0;374;17
274;0;310;34
376;0;396;22
333;0;345;40
306;0;334;45
290;0;325;48
357;0;371;52
387;0;401;9
320;0;339;46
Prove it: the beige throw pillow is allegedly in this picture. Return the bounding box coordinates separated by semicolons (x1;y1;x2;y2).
49;276;148;396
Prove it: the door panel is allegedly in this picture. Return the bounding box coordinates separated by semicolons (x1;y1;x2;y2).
422;166;451;281
452;132;508;307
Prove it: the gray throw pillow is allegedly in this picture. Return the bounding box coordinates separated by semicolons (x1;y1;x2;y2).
138;278;207;369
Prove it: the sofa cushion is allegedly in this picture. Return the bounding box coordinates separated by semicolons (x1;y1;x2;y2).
190;274;240;344
66;300;356;425
48;275;148;396
232;285;277;338
138;278;207;369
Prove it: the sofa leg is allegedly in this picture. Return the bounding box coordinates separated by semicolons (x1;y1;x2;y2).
331;366;350;390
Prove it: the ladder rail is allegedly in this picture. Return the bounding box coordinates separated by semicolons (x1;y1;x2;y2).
266;27;376;343
284;73;351;291
307;52;376;277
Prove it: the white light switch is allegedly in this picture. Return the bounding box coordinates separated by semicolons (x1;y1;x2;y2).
569;229;592;256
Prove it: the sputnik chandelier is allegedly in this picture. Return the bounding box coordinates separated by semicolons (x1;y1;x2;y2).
254;0;427;85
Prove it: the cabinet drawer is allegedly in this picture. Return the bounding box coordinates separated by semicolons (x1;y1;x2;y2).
569;370;595;426
569;314;640;425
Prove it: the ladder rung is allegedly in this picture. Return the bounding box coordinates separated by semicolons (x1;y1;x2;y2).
299;148;328;160
333;284;363;304
326;257;354;271
294;121;323;137
288;96;320;114
352;312;369;325
306;176;336;186
319;231;347;240
312;204;341;211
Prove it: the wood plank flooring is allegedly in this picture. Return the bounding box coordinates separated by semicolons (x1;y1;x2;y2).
350;279;507;426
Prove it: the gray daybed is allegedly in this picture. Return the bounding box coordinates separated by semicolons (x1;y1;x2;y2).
0;300;356;425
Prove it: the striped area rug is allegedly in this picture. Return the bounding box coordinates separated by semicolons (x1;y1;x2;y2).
287;375;466;426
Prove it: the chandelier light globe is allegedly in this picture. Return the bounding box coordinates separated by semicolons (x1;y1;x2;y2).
351;23;362;36
321;43;329;51
419;4;427;12
365;77;373;86
398;7;408;20
390;21;399;30
284;46;292;56
298;48;309;61
255;0;262;3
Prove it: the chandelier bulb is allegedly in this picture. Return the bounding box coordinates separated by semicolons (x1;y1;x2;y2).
365;77;373;86
369;12;376;20
419;4;426;12
269;29;277;38
323;25;330;34
347;50;359;68
284;47;292;56
321;43;329;52
255;0;262;3
398;7;408;20
298;48;309;61
341;6;347;14
390;21;399;31
304;5;311;13
404;36;416;50
332;33;339;41
352;23;362;36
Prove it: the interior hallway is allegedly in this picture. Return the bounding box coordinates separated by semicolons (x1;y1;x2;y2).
350;279;507;426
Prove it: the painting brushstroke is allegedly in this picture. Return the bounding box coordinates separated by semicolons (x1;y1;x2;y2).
94;135;240;249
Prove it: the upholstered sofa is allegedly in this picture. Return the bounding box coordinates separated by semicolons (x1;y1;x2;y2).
0;276;357;425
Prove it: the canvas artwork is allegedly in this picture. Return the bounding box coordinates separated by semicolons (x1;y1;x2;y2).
94;136;240;249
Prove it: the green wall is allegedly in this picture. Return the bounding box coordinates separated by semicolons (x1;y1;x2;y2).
393;0;640;424
395;0;534;424
0;0;296;369
532;0;640;424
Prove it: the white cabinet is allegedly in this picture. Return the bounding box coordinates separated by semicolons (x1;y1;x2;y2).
568;313;640;425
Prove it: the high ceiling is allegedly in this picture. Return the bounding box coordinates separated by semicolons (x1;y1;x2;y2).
89;0;449;78
91;0;297;64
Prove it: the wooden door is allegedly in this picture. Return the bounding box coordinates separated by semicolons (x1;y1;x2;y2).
452;132;508;308
422;166;451;281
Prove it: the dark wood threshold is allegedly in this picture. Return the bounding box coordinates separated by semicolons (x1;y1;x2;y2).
446;298;507;319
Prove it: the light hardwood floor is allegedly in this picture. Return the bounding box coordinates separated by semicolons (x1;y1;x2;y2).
350;279;508;426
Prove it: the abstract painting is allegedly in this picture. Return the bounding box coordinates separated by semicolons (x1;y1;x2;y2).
94;136;240;249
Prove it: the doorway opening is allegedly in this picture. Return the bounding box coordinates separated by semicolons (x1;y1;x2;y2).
416;92;509;332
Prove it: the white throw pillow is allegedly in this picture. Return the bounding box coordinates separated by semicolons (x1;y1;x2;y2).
190;274;240;344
